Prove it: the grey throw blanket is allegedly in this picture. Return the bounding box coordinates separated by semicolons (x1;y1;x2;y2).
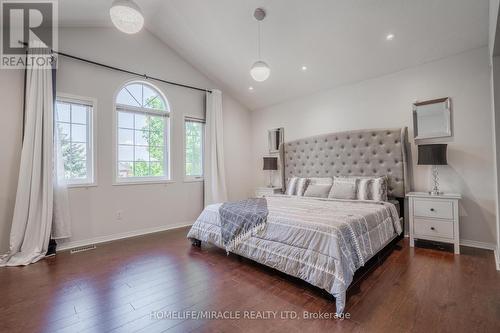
219;198;268;253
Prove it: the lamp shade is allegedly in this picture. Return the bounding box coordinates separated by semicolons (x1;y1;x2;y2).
250;61;271;82
110;0;144;34
263;157;278;170
418;144;447;165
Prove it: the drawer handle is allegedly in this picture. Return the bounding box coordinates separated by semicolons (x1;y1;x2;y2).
430;227;435;231
430;208;435;212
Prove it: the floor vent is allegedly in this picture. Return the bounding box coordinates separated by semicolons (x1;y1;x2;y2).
70;245;96;254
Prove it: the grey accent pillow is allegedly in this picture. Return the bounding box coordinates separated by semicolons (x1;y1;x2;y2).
304;184;332;198
285;177;298;195
329;177;358;200
357;176;388;201
296;178;310;196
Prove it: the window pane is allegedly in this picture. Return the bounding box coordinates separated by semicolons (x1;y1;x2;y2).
149;116;164;133
118;111;134;128
118;145;134;161
71;161;87;179
149;146;163;162
135;130;148;146
71;124;87;143
185;121;203;177
70;143;87;162
143;85;165;110
118;161;133;178
71;105;87;124
118;128;134;145
115;83;169;181
56;102;70;122
55;98;93;184
116;83;141;107
150;162;163;176
134;161;149;177
135;114;148;130
135;146;149;161
57;122;71;142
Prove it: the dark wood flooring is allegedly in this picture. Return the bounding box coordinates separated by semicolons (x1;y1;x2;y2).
0;227;499;333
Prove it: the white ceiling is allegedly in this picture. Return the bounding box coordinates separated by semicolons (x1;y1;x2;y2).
59;0;489;110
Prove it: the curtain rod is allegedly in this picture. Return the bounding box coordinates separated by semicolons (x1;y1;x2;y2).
18;41;212;94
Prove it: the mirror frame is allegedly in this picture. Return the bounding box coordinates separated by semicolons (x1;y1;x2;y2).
412;97;452;140
268;127;284;154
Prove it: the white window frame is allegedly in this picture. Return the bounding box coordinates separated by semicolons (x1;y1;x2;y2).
55;93;97;188
184;116;205;182
113;80;171;185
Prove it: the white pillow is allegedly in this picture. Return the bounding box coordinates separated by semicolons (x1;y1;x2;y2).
308;177;333;186
304;184;332;198
329;177;358;200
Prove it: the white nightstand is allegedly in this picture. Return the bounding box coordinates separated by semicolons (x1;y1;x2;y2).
407;192;461;254
255;187;282;198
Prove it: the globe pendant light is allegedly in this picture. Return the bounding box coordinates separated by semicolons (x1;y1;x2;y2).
110;0;144;34
250;8;270;82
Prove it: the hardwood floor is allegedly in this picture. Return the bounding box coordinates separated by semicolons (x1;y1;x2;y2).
0;227;498;333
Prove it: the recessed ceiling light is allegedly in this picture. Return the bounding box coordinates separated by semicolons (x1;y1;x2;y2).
386;33;395;41
248;86;254;91
301;65;308;71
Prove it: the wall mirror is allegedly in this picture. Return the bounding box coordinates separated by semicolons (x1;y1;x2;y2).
268;127;284;154
413;97;452;140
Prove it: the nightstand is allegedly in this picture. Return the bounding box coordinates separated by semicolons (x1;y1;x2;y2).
407;192;461;254
255;187;282;198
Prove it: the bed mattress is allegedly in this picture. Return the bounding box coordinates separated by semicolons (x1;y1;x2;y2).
187;195;401;313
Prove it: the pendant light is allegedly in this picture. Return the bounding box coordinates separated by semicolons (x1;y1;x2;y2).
110;0;144;34
250;8;270;82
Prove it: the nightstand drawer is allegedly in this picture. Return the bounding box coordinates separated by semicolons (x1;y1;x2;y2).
414;198;454;219
413;218;454;239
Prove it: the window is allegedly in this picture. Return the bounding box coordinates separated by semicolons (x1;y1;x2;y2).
115;82;170;182
55;96;95;185
185;117;205;180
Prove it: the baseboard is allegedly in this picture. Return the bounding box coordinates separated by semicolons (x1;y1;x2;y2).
57;222;194;252
495;249;500;271
459;239;497;250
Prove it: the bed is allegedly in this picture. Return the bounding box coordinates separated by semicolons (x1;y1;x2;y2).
187;127;409;313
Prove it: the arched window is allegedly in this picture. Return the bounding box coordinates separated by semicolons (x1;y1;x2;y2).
115;81;170;182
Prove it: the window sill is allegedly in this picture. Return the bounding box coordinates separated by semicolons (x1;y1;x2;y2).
113;179;175;186
67;182;98;189
183;178;204;183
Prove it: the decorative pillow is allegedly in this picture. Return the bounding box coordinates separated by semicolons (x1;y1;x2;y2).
308;177;333;186
296;178;310;196
372;176;388;201
357;176;388;201
304;184;332;198
329;177;358;200
285;177;299;195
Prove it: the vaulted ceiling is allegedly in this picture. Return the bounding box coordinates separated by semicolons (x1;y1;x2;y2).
59;0;489;110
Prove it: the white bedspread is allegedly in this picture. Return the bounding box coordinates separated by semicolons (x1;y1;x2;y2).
187;195;401;313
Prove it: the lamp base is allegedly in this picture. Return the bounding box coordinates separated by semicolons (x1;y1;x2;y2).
428;190;444;196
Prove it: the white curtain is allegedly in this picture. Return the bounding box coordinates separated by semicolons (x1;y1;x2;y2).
204;89;228;205
0;44;70;266
52;123;72;240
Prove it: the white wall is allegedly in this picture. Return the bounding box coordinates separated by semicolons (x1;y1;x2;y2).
490;0;500;56
0;27;252;250
252;47;497;247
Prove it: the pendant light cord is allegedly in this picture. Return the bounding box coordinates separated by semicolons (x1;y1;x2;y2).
258;21;262;60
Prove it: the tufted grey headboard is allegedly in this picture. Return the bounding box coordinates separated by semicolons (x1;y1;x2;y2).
279;127;409;198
